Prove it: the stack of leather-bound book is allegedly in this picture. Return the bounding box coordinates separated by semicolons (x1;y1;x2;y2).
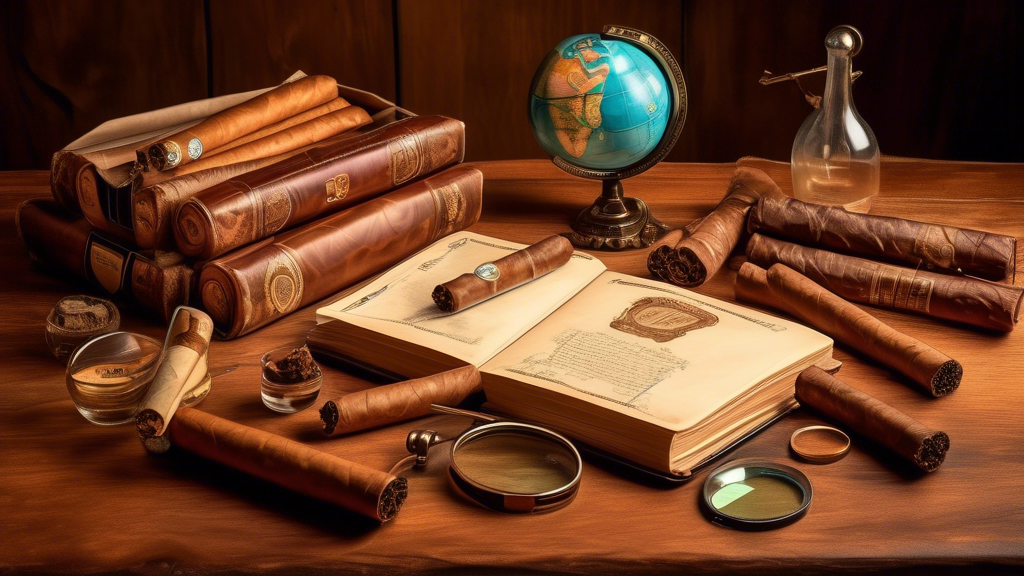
17;72;483;338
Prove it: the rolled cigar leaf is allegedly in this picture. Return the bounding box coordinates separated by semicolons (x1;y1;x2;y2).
144;75;338;171
320;365;482;436
747;234;1024;332
199;165;483;338
748;195;1017;281
796;367;950;472
211;97;350;154
432;236;573;312
136;306;214;446
735;262;791;314
166;407;407;522
648;167;785;286
766;264;962;397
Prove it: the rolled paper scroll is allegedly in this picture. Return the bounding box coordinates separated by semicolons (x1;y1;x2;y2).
796;367;950;472
432;236;574;312
143;75;338;171
765;264;962;397
746;234;1024;332
747;195;1018;281
136;307;214;451
319;365;482;436
174;115;466;260
647;167;785;286
16;199;192;322
165;407;408;522
198;165;483;339
210;97;350;154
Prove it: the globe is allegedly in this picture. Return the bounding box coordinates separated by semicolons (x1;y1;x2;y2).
529;33;672;171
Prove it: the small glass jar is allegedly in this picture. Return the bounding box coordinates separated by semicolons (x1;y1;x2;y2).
260;345;323;413
45;295;120;364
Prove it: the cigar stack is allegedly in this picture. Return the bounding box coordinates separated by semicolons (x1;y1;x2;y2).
19;72;483;336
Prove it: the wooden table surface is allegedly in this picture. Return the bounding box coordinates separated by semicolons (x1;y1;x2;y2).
1;158;1023;574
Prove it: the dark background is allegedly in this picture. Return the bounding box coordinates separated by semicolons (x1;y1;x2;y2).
1;0;1020;170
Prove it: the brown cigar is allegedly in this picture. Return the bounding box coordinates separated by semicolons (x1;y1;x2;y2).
734;262;796;316
319;365;482;436
796;367;950;472
647;167;785;286
765;264;962;397
431;236;573;313
747;234;1023;332
144;75;338;171
211;97;349;154
748;195;1017;281
164;407;407;522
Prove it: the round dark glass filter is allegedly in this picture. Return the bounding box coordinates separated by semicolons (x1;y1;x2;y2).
701;458;812;530
448;421;582;513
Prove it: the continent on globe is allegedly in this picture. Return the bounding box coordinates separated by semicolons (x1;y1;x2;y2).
529;33;671;171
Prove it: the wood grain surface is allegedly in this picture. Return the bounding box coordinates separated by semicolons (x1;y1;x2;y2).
1;158;1023;574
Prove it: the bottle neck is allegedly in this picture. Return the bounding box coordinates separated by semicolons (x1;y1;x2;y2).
823;49;852;113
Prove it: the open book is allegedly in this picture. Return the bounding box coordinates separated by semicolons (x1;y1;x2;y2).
309;232;834;476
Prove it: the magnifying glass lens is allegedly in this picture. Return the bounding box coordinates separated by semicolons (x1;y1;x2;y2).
710;473;804;520
702;459;812;530
453;432;578;494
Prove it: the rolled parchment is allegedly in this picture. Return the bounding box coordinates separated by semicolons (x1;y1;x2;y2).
136;306;214;451
747;195;1018;281
647;167;785;286
166;407;408;522
765;264;962;397
796;367;950;472
746;234;1024;332
210;97;350;154
143;75;338;171
319;365;482;436
431;236;574;313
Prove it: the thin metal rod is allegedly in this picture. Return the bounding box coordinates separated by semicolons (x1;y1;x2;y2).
760;66;862;85
429;404;501;423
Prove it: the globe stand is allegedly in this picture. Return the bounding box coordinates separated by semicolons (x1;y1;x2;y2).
567;178;670;250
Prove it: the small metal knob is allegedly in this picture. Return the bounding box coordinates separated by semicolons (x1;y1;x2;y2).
406;429;440;467
825;25;863;57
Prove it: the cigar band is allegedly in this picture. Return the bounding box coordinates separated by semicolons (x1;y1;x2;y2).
187;138;203;160
162;142;182;168
475;263;500;281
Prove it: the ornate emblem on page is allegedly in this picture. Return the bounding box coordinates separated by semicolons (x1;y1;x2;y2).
610;297;718;343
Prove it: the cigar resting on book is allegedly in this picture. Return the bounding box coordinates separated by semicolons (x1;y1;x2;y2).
136;307;214;452
747;195;1018;281
175;115;466;260
647;167;785;286
144;75;339;171
319;365;482;436
199;165;483;338
432;236;574;313
211;97;350;154
796;367;950;472
746;234;1024;332
764;264;962;397
163;407;408;522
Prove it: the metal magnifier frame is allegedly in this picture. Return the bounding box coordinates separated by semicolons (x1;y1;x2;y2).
700;458;813;530
406;406;583;514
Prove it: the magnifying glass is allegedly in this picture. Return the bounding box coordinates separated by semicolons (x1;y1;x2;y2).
398;405;582;513
701;458;812;530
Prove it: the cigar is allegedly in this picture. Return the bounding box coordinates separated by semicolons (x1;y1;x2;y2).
144;75;338;171
647;167;785;286
735;262;795;315
748;195;1017;281
211;97;350;154
747;234;1024;332
796;367;950;472
319;365;482;436
164;407;407;522
431;236;573;313
136;307;214;451
765;264;962;397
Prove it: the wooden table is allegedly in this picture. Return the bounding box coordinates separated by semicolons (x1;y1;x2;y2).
2;158;1023;574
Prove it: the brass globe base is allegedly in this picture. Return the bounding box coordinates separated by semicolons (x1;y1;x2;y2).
567;179;670;250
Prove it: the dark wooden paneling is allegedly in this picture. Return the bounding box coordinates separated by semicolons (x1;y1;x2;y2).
208;0;396;100
396;0;684;162
0;0;207;170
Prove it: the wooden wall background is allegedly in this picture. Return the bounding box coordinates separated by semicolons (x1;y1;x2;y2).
1;0;1020;170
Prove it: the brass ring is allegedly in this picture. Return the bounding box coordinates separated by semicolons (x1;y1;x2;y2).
790;425;851;464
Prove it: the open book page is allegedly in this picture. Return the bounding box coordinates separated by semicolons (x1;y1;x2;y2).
481;271;833;432
316;231;607;366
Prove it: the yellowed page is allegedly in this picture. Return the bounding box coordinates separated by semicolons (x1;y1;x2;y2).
481;271;832;431
316;232;606;366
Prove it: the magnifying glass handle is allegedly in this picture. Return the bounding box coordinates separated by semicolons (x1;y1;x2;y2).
429;404;502;422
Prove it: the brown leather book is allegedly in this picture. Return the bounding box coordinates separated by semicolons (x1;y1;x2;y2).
175;115;466;260
16;198;193;322
198;165;483;339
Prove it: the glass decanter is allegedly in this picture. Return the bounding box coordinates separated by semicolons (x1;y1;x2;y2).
791;25;879;213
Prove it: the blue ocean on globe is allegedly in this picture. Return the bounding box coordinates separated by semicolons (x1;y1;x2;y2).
529;33;671;171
